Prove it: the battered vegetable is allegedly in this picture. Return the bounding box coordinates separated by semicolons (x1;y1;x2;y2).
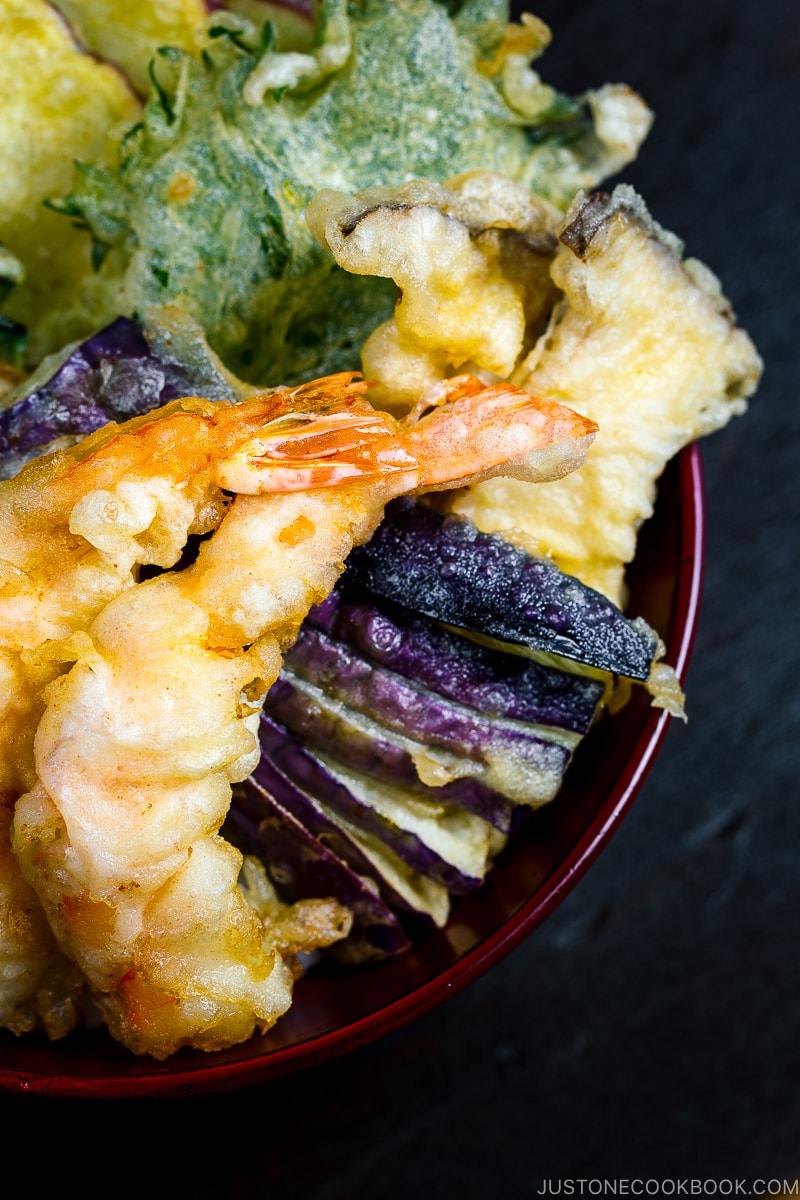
36;0;651;382
0;0;141;361
308;175;762;605
0;1;762;1060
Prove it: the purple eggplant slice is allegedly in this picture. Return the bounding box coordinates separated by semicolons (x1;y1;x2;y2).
246;728;450;927
342;497;659;681
314;754;500;896
306;588;605;733
276;629;574;798
228;783;412;963
262;682;520;833
267;669;568;808
258;715;493;895
268;665;570;812
0;317;164;457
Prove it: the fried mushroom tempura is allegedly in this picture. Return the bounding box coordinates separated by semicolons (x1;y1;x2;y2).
5;372;596;1057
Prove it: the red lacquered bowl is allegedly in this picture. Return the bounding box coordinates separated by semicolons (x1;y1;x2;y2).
0;444;704;1098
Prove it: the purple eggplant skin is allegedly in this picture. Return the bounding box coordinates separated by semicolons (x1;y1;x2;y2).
247;742;406;909
1;318;161;455
307;588;605;734
342;497;659;681
262;680;520;834
246;724;441;926
279;629;572;778
228;782;411;962
0;315;233;476
257;715;484;894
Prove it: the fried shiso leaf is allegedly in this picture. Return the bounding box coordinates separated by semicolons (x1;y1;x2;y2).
46;0;651;383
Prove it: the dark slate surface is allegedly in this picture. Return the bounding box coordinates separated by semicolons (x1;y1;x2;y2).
4;0;799;1190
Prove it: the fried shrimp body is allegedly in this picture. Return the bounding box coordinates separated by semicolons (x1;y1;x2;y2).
9;372;596;1058
0;392;257;1036
0;382;365;1038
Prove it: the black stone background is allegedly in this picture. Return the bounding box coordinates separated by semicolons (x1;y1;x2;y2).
3;0;799;1191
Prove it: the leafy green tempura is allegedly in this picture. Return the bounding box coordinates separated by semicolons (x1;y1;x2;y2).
46;0;651;384
0;246;26;370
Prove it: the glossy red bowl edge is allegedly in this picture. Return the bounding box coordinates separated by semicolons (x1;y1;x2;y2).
1;444;705;1099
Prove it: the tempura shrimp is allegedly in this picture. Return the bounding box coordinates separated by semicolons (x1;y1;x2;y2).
9;372;596;1057
0;386;320;1036
0;390;267;1037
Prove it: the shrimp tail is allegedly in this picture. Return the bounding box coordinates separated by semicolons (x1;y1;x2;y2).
403;376;598;491
215;374;597;495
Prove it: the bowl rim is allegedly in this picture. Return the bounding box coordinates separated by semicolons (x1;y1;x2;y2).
0;443;705;1099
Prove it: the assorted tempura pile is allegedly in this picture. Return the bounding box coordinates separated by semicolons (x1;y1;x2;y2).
0;1;760;1058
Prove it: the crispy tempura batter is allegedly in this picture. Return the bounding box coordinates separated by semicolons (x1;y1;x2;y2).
0;395;238;1037
309;176;761;605
456;186;763;602
5;372;596;1057
0;380;374;1039
0;802;82;1038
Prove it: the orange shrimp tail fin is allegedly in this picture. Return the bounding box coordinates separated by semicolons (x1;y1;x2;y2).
403;380;598;492
214;373;596;496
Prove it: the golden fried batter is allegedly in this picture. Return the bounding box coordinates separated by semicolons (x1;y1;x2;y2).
4;372;595;1055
